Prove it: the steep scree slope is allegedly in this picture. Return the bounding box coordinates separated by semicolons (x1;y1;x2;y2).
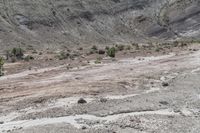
0;0;199;50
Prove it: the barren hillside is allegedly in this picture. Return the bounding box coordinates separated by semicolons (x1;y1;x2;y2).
0;0;200;51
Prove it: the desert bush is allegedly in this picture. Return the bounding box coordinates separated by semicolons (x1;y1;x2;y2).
116;45;124;51
0;57;4;76
155;47;160;52
107;47;116;58
57;51;70;60
132;43;139;50
91;45;98;51
11;47;24;59
88;45;98;55
24;55;34;62
95;57;102;64
126;45;132;50
105;46;110;50
6;47;25;62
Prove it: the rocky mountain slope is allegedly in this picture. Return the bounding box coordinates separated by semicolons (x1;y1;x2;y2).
0;0;200;50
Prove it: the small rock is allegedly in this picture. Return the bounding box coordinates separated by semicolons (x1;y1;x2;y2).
78;98;87;104
193;49;198;51
81;55;85;58
159;101;169;105
0;121;4;124
162;82;169;87
100;98;107;103
109;111;114;115
82;126;87;130
98;49;105;55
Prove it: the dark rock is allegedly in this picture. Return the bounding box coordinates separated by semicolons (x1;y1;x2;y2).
98;49;105;55
100;98;108;103
162;82;169;87
82;126;87;130
0;121;4;124
159;101;169;105
78;98;87;104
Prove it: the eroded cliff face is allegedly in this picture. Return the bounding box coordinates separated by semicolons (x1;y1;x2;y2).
0;0;199;50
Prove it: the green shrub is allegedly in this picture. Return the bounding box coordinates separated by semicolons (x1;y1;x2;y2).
6;47;25;62
88;45;98;55
0;57;4;76
155;47;161;52
95;57;102;64
107;47;116;58
11;47;24;59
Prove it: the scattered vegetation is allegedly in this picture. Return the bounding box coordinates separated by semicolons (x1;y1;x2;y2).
11;47;24;59
56;51;70;60
131;43;140;50
126;45;132;50
95;57;102;64
6;47;25;62
0;57;4;76
155;47;161;52
24;55;34;62
106;47;116;58
91;45;98;51
88;45;98;55
116;44;124;51
105;46;110;51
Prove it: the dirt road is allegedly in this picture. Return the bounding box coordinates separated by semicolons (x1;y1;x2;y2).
1;46;200;133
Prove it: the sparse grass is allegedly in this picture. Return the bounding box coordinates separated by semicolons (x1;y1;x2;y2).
88;45;98;55
155;47;161;52
32;50;38;54
6;47;25;62
56;51;70;60
126;45;132;50
91;45;98;51
116;44;124;51
133;43;139;50
105;46;110;50
95;57;102;64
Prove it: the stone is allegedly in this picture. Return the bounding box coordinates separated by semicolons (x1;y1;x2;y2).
78;98;87;104
100;98;107;103
162;82;169;87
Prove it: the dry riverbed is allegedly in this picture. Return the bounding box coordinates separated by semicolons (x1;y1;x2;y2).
1;44;200;133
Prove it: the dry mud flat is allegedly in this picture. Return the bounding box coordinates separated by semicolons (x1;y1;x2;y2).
1;46;200;132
